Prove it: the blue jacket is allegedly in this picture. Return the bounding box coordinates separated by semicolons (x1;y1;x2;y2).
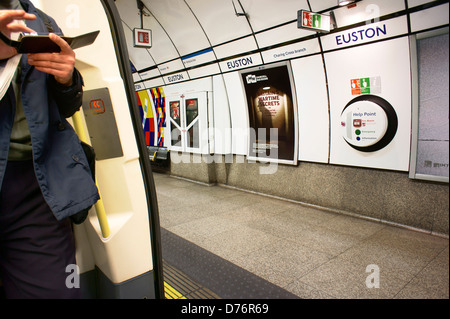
0;0;99;221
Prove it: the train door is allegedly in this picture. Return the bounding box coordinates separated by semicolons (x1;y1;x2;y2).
167;92;210;154
32;0;163;298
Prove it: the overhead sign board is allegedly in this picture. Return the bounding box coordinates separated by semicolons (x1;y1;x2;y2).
298;10;331;33
133;28;152;48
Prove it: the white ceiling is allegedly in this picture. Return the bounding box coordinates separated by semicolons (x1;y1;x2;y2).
115;0;409;76
116;0;333;72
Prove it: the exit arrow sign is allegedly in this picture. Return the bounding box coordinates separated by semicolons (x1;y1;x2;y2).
298;10;331;33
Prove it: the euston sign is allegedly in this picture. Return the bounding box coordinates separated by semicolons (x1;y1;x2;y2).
219;53;263;72
321;16;408;51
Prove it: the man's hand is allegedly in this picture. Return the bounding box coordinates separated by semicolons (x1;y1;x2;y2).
27;33;76;86
0;9;36;60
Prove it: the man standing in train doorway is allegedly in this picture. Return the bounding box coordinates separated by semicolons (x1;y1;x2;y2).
0;0;99;298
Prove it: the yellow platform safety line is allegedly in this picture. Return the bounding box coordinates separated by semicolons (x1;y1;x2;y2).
164;281;187;299
72;111;111;238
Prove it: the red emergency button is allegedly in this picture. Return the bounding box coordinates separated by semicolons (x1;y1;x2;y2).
353;119;362;127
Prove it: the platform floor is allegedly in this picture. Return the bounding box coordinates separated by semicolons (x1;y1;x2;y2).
154;173;449;299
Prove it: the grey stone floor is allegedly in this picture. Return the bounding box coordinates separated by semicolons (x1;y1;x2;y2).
154;173;449;299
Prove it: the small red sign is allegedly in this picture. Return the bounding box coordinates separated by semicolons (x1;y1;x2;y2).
302;11;313;27
186;99;197;108
134;29;152;48
353;119;362;127
351;78;361;95
90;99;105;115
171;102;179;118
137;31;150;44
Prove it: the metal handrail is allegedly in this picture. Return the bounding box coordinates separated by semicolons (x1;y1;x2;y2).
72;111;111;238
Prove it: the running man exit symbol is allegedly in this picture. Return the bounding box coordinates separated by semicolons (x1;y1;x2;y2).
90;99;105;115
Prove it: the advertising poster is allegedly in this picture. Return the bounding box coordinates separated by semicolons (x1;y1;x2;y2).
136;89;155;146
150;87;166;147
240;62;298;165
136;87;166;147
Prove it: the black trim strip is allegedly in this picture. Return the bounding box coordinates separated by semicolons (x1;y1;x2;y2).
101;0;164;299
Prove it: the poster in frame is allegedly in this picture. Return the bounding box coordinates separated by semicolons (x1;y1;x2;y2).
240;62;299;165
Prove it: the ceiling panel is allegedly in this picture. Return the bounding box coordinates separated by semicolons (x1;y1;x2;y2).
121;21;156;71
141;14;180;64
255;22;315;49
116;0;179;68
309;0;338;12
143;0;211;56
332;0;406;28
240;0;309;32
407;0;437;8
186;0;253;46
213;36;258;59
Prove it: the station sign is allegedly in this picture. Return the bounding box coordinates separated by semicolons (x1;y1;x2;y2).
320;16;408;51
163;71;189;85
219;53;263;73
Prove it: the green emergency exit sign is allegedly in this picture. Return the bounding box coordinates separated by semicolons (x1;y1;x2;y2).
298;10;331;33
